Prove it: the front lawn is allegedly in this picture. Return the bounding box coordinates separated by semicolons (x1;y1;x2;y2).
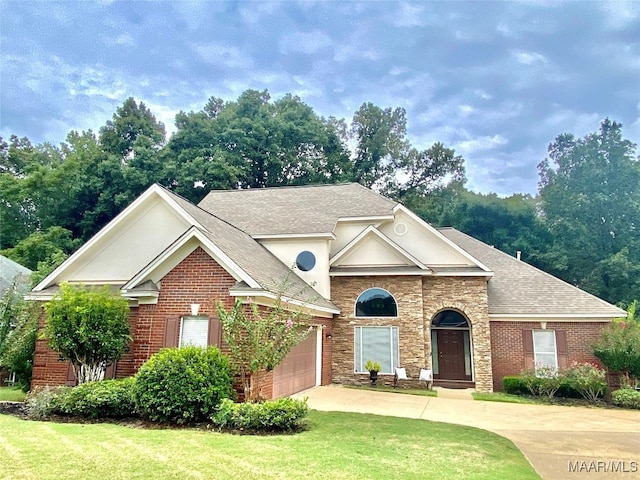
0;410;538;479
0;386;26;402
346;384;438;397
472;392;539;404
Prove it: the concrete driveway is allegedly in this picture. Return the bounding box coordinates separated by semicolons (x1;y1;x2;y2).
292;385;640;480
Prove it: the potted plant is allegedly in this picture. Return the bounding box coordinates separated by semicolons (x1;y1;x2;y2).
365;359;382;386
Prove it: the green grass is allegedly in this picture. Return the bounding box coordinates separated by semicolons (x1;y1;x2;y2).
0;386;26;402
0;410;539;479
472;392;539;404
346;384;438;397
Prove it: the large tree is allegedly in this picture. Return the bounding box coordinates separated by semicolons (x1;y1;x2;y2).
537;119;640;305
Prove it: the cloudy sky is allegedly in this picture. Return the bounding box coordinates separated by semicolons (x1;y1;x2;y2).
1;1;638;195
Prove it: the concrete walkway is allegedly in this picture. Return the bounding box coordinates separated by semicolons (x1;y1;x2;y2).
291;385;640;480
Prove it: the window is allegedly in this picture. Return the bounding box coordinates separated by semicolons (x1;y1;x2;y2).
179;316;209;348
355;288;397;317
296;251;316;271
354;326;399;374
533;330;557;372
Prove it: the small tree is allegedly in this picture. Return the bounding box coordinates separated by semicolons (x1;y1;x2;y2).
44;284;131;384
217;296;311;402
592;301;640;388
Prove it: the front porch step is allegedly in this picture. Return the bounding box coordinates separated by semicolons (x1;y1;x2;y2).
433;379;475;389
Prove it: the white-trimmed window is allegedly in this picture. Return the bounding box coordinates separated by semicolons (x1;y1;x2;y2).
179;316;209;348
354;326;399;374
533;330;557;372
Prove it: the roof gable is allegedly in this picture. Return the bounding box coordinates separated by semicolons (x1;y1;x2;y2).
330;226;428;270
33;185;198;291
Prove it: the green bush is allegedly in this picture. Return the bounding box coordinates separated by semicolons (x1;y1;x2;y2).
212;397;309;433
611;388;640;410
565;362;607;402
520;367;564;398
133;346;234;424
56;377;136;418
25;386;65;419
502;376;527;395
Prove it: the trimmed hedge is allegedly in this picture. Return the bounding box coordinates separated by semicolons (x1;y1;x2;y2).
611;388;640;410
212;397;309;433
56;377;136;418
26;378;136;419
133;346;234;424
502;375;585;399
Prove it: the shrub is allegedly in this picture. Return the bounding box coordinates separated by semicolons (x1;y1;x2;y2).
133;346;234;424
520;366;564;399
503;376;527;395
611;388;640;410
565;362;607;402
25;386;65;419
56;377;136;419
212;397;309;433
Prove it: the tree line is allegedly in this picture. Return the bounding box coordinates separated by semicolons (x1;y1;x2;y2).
1;91;638;306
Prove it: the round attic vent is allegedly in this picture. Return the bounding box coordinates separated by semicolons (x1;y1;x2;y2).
394;222;408;236
296;251;316;272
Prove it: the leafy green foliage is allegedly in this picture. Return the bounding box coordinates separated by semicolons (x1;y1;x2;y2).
565;362;607;402
55;378;136;419
217;296;311;402
212;397;309;433
0;282;39;391
502;376;528;395
133;346;234;424
25;386;65;419
1;226;79;271
611;388;640;409
520;367;563;399
44;284;131;384
592;310;640;388
538;119;640;305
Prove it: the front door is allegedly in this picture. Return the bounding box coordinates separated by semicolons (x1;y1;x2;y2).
437;330;467;380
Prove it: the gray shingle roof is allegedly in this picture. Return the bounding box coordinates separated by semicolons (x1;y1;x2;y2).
0;255;32;297
163;187;337;312
438;228;625;317
198;183;398;235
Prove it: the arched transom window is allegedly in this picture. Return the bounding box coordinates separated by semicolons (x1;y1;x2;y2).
355;288;398;317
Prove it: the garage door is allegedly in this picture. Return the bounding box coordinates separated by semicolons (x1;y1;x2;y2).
272;330;317;398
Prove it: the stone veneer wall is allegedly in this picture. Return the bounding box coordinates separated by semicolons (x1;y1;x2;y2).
422;276;493;392
331;276;425;386
330;275;493;392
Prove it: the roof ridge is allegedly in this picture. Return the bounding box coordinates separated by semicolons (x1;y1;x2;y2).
203;182;359;194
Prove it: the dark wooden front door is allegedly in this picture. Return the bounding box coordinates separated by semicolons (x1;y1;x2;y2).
437;330;467;380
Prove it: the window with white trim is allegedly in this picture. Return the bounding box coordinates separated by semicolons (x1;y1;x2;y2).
179;316;209;348
354;326;399;374
533;330;557;373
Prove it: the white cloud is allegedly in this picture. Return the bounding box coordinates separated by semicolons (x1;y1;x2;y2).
511;50;548;66
458;134;508;155
279;30;333;55
193;42;248;69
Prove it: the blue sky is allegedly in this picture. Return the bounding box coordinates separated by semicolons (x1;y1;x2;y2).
1;1;638;195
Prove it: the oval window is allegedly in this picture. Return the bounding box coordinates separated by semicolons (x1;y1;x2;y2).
296;251;316;272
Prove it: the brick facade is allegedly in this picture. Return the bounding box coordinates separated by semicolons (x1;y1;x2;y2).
489;320;609;391
31;247;333;398
330;275;493;392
